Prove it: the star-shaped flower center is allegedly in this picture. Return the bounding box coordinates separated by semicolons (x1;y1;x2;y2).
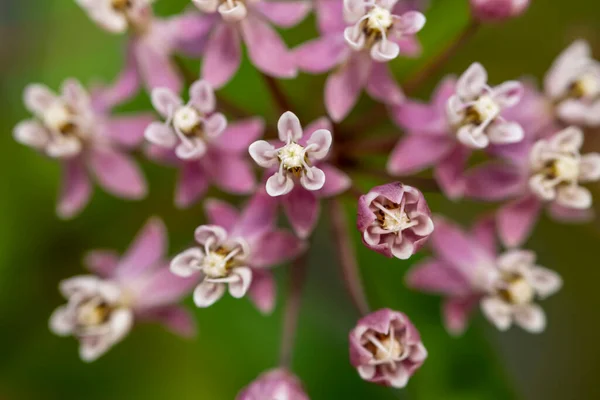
373;201;417;234
278;142;308;171
470;95;501;123
42;102;75;134
366;6;393;31
498;275;534;305
173;106;202;135
76;297;113;328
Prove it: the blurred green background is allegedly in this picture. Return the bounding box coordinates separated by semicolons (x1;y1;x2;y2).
1;0;600;399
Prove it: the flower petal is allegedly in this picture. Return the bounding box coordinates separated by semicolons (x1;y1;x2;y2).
228;267;253;298
118;217;167;278
497;195;542;248
443;297;478;336
514;304;546;333
57;158;92;219
175;138;207;160
579;153;600;182
266;172;295;197
193;281;226;308
487;121;524;145
249;140;278;168
134;39;182;92
145;122;177;148
300;166;326;191
392;11;426;35
105;113;155;148
255;0;312;28
317;164;351;197
202;22;242;88
13;120;48;149
189;80;216;114
370;40;400;62
214;117;265;153
83;250;120;278
480;297;512;331
492;80;523;108
405;258;471;296
277;111;303;142
529;267;562;299
457;62;488;100
294;35;349;74
204;151;256;194
23;83;56;115
89;147;147;199
325;53;371;122
171;247;204;278
282;187;319;238
204;198;240;231
251;230;306;267
434;145;470;200
151;88;183;119
464;162;525;201
305;129;332;160
137;305;197;338
387;135;454;175
556;185;592;209
365;62;404;105
248;269;276;314
175;162;209;208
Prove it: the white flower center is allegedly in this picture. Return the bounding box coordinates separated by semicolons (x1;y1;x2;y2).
202;251;230;278
278;142;306;170
366;6;393;31
111;0;132;11
173;106;202;134
77;298;111;327
373;201;417;234
554;156;580;182
472;95;501;122
500;276;534;305
374;336;403;361
574;72;600;99
43;102;73;133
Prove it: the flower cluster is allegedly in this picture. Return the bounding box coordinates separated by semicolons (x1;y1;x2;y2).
15;0;598;396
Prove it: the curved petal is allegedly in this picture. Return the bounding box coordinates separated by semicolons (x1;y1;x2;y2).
151;88;183;118
214;117;265;153
305;129;332;160
514;304;546;333
480;297;512;331
457;62;488;100
579;153;600;182
325;54;371;122
251;229;306;268
300;166;326;191
556;185;592;209
282;187;319;238
144;122;177;148
204;198;240;231
387;135;454;175
105;113;154;148
370;40;400;62
497;195;542;248
202;23;242;88
23;83;57;115
255;0;312;27
277;111;303;142
294;35;349;74
13;120;48;149
228;267;253;298
175;138;207;160
487;121;524;145
405;258;471;296
134;40;182;92
175;162;209;208
247;269;276;314
366;62;405;105
317;164;351;197
171;247;204;278
203;113;228;140
492;81;524;108
266;172;295;196
89;147;147;199
392;11;426;35
57;158;92;219
249;140;278;167
118;217;168;278
193;281;226;308
195;225;228;246
189;80;216;114
530;267;562;299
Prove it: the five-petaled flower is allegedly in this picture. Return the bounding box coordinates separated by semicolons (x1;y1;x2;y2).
349;308;427;388
13;79;150;218
544;40;600;127
49;218;198;361
170;192;305;311
236;369;309;400
249;111;333;197
357;182;433;259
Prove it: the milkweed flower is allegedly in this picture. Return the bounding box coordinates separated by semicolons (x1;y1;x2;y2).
170;192;305;311
49;218;198;361
349;308;427;388
237;369;309;400
544;40;600;127
357;182;433;260
388;63;524;198
295;0;426;122
192;0;312;88
249;111;333;197
406;217;562;334
469;0;530;22
13;79;149;218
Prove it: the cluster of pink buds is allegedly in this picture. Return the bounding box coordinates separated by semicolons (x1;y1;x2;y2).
16;0;599;396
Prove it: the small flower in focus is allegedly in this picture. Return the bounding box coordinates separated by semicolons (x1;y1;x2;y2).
236;369;309;400
469;0;530;22
170;192;305;311
249;111;332;197
357;182;433;259
349;308;427;388
49;218;198;361
544;40;600;127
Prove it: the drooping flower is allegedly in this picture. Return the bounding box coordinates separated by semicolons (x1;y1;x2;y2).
13;79;149;218
271;117;351;238
349;308;427;388
469;0;531;22
406;217;562;334
388;63;524;198
236;369;309;400
294;0;426;122
193;0;312;88
170;192;305;311
249;111;333;197
544;40;600;127
76;0;210;105
357;182;433;260
49;218;198;361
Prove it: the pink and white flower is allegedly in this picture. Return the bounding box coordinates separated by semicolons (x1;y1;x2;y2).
236;369;309;400
294;0;426;122
349;308;427;388
249;111;333;197
357;182;433;259
49;218;198;361
170;192;305;311
193;0;312;88
13;79;149;218
544;40;600;127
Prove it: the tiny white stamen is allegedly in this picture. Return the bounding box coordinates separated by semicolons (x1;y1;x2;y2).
278;142;307;170
366;6;393;31
373;201;418;233
472;95;501;122
43;102;72;132
173;106;202;134
576;72;600;98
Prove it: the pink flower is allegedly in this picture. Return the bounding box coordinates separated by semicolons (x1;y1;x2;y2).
13;79;149;219
144;80;261;207
193;0;312;88
349;308;427;388
469;0;530;22
236;369;309;400
295;0;426;122
544;40;600;127
388;63;524;198
170;192;305;312
49;218;198;361
249;111;333;197
406;217;562;334
275;118;351;238
357;182;433;260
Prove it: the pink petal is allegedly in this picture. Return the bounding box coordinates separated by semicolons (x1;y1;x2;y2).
434;145;471;199
487;121;524;145
88;147;147;199
492;81;524;108
247;269;276;314
305;129;332;160
250;230;306;268
464;162;526;201
203;151;256;194
392;11;426;35
137;305;197;337
240;15;296;78
104;113;154;148
214;117;265;153
266;172;295;196
547;202;594;223
497;194;542;248
315;0;346;34
277;111;303;142
202;22;242;88
151;88;183;119
255;1;312;27
405;258;471;296
61;79;91;111
234;191;278;237
83;250;120;278
175;162;209;208
300;166;326;191
135;266;199;309
283;187;319;238
325;53;371;122
365;62;405;106
457;62;488;100
370;40;400;62
116;217;168;279
189;80;216;114
193;281;226;308
317;164;351;197
470;217;497;259
134;39;182;92
57;158;92;219
145;122;177;148
396;37;422;57
169;12;218;57
443;297;478;336
387;135;454;175
204;198;240;231
294;35;349;74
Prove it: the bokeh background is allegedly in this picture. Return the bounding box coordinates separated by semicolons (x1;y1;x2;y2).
1;0;600;399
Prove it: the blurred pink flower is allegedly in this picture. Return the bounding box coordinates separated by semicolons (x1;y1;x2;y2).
170;192;306;312
388;63;524;198
349;308;427;388
469;0;530;22
193;0;312;88
294;0;426;122
357;182;433;259
236;369;309;400
249;111;333;197
78;1;211;103
544;40;600;127
13;79;149;219
49;218;199;362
